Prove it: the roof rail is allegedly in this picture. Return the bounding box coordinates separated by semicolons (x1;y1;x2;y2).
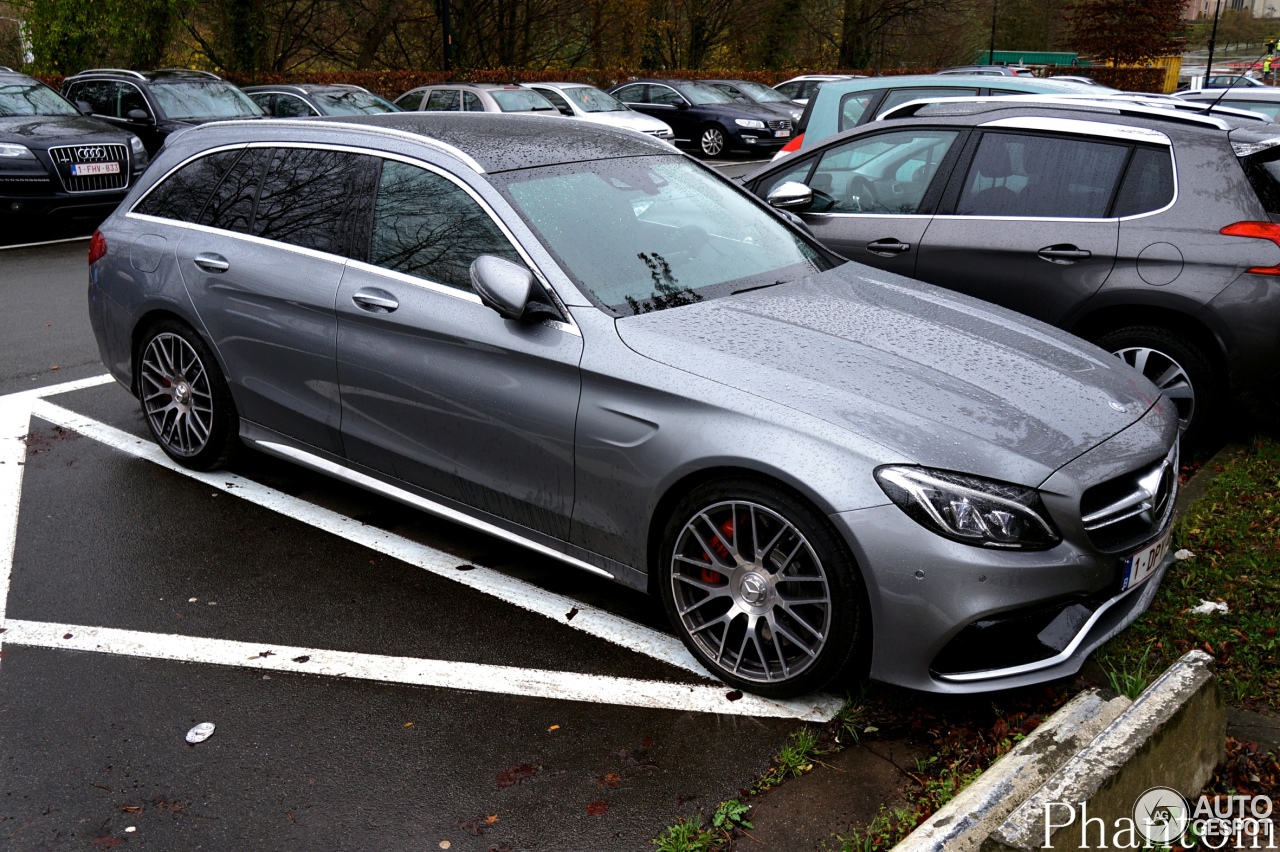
70;68;147;80
153;68;222;79
879;94;1236;131
196;118;488;173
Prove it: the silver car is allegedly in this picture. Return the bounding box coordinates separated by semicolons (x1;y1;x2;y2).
87;113;1178;698
526;82;674;140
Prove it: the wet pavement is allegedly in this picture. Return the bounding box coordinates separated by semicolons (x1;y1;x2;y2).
0;240;834;849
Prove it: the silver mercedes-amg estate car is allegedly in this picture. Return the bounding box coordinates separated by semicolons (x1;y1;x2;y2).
86;113;1179;698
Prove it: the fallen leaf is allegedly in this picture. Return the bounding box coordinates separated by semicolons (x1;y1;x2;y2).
484;815;499;826
121;805;143;814
725;690;743;702
439;842;452;850
454;564;477;571
597;772;621;788
586;801;608;816
404;722;414;728
642;737;653;747
50;365;60;370
63;633;73;640
495;764;539;788
292;655;310;663
566;607;579;621
548;724;560;731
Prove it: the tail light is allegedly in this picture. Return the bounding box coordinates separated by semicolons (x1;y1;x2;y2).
773;133;804;161
88;230;108;265
1220;221;1280;275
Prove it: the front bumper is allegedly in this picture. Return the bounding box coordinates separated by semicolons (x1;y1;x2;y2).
835;399;1179;694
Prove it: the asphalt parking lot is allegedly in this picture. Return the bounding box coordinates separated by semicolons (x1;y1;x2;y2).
0;194;828;850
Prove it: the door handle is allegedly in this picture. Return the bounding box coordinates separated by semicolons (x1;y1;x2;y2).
193;252;230;273
865;239;912;256
351;289;399;313
1037;245;1092;264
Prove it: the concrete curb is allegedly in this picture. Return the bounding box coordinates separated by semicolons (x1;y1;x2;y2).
890;689;1131;852
890;651;1225;852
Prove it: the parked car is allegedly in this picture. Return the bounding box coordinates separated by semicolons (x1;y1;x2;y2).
525;82;674;140
1180;74;1267;90
702;79;804;122
775;73;1102;157
0;68;147;231
243;83;400;117
1047;75;1112;87
89;112;1178;698
394;83;558;114
938;64;1033;77
609;78;793;157
742;96;1280;445
61;69;263;156
772;74;864;105
1175;87;1280;121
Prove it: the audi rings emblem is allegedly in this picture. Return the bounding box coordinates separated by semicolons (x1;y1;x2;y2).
75;146;109;161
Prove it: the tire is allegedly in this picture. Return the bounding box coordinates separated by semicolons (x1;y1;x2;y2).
697;125;728;159
1094;324;1222;449
657;477;869;698
136;319;239;471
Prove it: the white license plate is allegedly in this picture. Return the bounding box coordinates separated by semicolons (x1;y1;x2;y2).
774;130;791;138
1121;527;1172;591
71;162;119;176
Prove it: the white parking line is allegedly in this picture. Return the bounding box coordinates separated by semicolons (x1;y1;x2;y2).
0;377;844;720
1;620;834;720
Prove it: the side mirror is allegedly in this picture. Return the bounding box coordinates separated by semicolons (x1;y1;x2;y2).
766;181;814;211
126;109;152;123
75;100;93;116
674;100;689;109
470;255;534;320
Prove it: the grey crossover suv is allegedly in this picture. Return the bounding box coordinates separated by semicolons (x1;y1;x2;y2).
88;113;1178;697
744;96;1280;445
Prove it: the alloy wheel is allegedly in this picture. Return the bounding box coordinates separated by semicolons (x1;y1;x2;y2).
700;127;725;157
1112;346;1195;432
669;500;832;684
140;332;215;457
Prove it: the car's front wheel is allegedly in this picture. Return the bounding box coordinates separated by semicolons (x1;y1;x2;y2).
137;319;239;470
1095;324;1221;448
698;125;728;158
658;478;868;698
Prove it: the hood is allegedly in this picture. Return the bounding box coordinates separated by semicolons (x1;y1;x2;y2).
755;101;803;120
614;265;1161;486
577;111;672;134
0;115;135;144
697;102;786;121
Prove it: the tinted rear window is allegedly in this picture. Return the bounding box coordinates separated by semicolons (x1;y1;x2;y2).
1112;146;1175;217
1241;146;1280;215
134;150;244;222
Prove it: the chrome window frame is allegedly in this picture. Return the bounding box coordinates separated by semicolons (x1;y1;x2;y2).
125;140;580;336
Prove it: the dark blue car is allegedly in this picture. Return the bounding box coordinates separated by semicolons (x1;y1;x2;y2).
609;78;793;158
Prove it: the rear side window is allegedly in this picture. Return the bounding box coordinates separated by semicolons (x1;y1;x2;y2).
425;89;460;110
1240;146;1280;215
463;91;484;111
876;87;978;120
369;160;522;292
838;93;876;131
274;94;314;117
613;84;646;103
198;148;270;233
1112;146;1175;217
253;148;372;255
134;150;244;222
955;132;1128;218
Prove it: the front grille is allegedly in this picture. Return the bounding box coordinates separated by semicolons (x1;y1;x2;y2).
1079;443;1178;553
47;144;130;193
767;119;792;131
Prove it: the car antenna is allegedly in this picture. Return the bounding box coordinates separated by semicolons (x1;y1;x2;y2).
1208;45;1272;112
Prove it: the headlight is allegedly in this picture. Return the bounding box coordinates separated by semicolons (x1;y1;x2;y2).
875;466;1061;550
0;143;35;159
129;136;145;156
735;119;766;129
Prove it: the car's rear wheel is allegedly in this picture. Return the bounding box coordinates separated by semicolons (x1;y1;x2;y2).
138;320;238;470
658;478;868;697
1095;325;1221;448
698;125;728;158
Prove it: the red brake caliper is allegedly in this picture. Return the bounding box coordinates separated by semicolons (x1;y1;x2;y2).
700;517;734;585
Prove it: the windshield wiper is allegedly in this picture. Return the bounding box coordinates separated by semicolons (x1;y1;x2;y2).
732;279;788;295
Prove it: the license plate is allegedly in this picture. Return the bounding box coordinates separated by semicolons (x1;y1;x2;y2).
774;130;791;138
1121;527;1172;591
71;162;120;176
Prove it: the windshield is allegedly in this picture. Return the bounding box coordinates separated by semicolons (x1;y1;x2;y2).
564;86;626;113
312;89;399;114
490;88;556;112
0;82;79;116
735;81;790;103
150;81;262;120
498;156;831;314
680;82;736;105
